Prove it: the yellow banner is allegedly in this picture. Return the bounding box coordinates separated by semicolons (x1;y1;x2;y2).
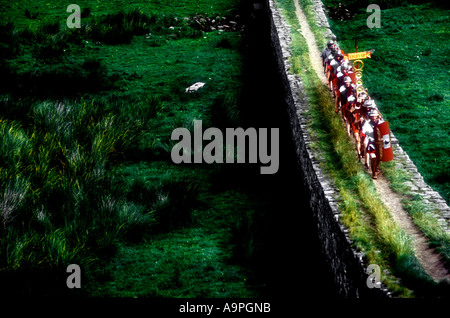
346;51;372;60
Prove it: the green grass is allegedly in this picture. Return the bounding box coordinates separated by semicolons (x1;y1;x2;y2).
83;161;258;297
383;161;450;268
0;0;262;297
88;229;252;298
275;0;449;297
1;0;240;30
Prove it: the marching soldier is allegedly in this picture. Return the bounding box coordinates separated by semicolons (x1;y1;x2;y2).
336;76;356;113
357;90;368;103
349;96;364;160
356;90;369;113
343;94;355;136
326;51;344;95
361;109;382;179
355;91;369;160
325;50;336;92
321;40;334;74
362;99;382;120
328;47;392;173
336;63;354;87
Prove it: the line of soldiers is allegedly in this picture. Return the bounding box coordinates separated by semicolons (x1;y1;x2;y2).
321;39;384;179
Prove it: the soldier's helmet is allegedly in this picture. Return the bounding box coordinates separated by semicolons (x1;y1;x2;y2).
358;91;368;99
369;109;379;117
363;99;375;108
327;40;334;47
344;76;352;83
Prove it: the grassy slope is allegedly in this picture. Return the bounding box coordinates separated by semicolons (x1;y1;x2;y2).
88;163;257;297
1;0;238;27
0;0;264;297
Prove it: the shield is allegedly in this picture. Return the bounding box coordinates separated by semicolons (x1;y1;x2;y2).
377;121;393;162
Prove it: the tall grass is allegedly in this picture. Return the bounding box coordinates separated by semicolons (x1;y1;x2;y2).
0;3;236;272
0;93;198;276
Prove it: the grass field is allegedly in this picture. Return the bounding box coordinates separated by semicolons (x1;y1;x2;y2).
0;0;336;299
0;0;269;297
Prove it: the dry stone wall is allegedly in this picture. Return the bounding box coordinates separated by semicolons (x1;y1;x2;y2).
266;0;385;297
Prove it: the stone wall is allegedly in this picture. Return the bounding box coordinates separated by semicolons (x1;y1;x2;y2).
266;0;386;297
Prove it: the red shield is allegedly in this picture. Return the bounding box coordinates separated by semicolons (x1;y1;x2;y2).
378;121;394;162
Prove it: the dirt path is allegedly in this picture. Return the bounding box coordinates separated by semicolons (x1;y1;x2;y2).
374;175;450;281
294;0;327;85
293;0;449;283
